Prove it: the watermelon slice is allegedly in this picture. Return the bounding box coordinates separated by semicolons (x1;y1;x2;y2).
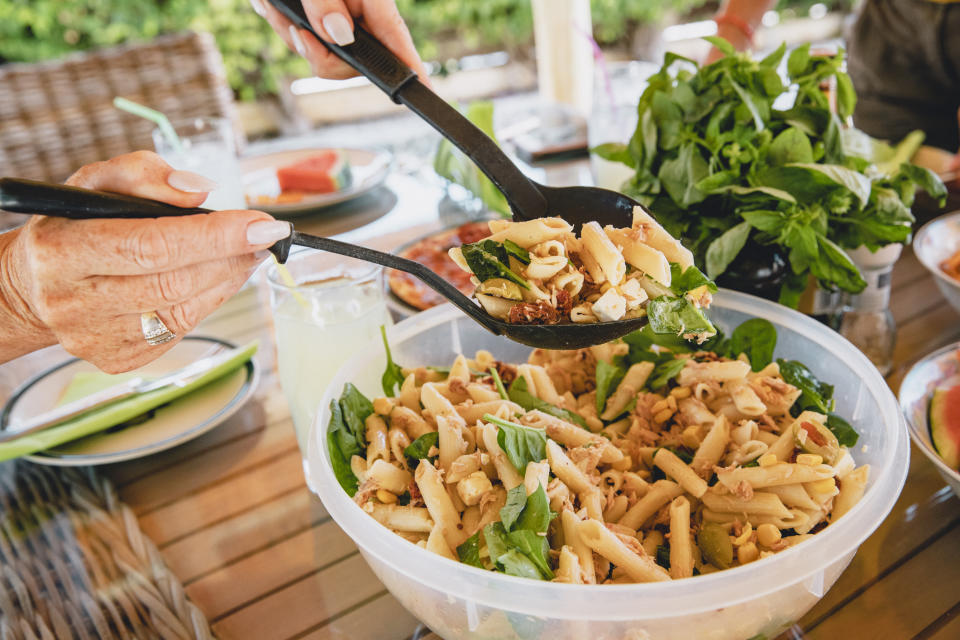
276;150;352;193
930;384;960;470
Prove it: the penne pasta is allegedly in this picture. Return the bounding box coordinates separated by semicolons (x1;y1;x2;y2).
578;519;671;582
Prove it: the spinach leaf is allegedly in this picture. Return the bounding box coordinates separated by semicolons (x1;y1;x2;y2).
506;530;554;579
655;544;671;569
483;522;510;567
647;296;717;338
595;359;626;414
514;484;552;534
508;376;587;428
624;324;696;355
380;325;405;397
503;239;531;264
498;549;546;580
648;357;687;390
457;533;484;568
777;359;835;414
339;383;373;451
826;412;859;448
728;318;777;371
500;484;528;532
670;263;718;296
328;397;361;496
404;431;439;464
486;413;547;473
460;239;529;289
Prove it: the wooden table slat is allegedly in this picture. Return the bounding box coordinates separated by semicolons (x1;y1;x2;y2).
297;592;420;640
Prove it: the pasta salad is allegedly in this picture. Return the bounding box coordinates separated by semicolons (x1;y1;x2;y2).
326;321;866;584
447;207;716;341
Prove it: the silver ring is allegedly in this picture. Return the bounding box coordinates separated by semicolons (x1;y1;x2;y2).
140;311;176;346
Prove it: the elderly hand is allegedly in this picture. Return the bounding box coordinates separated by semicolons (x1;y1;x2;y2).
0;151;291;372
250;0;430;84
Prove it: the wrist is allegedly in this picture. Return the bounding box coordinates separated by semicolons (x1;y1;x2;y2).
0;228;55;363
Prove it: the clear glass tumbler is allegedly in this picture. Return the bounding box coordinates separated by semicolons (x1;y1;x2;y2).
266;252;390;458
153;117;246;210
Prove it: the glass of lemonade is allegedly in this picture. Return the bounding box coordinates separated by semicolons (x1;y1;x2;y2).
153;117;246;210
266;251;390;457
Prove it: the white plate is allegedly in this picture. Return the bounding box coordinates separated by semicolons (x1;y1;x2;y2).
0;337;259;466
242;147;392;216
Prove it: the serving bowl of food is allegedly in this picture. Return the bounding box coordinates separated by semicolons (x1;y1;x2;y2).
913;210;960;314
899;341;960;498
305;290;908;640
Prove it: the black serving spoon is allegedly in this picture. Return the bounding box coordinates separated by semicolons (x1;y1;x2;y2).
264;0;638;231
0;178;650;349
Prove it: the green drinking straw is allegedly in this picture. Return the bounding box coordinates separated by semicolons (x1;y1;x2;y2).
113;96;184;154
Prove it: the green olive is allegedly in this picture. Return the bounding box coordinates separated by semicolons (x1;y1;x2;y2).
476;278;523;301
793;417;840;464
697;522;734;569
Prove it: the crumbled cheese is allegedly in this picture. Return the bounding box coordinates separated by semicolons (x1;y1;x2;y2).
591;287;627;322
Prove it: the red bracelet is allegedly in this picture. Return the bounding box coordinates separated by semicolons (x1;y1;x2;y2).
714;13;755;43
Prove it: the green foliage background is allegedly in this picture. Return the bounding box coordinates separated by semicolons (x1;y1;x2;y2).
0;0;852;101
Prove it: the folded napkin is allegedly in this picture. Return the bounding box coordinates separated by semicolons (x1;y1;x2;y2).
0;341;258;462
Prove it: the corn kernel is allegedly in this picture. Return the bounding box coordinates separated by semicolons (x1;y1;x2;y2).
651;399;670;414
376;489;397;504
373;397;394;415
738;541;760;564
670;386;692;399
757;523;782;548
758;453;778;467
796;453;823;466
809;478;837;494
654;409;674;424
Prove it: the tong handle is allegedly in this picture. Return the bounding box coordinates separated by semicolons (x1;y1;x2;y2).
266;0;416;101
0;178;210;219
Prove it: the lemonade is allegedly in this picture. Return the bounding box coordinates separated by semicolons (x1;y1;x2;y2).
268;254;389;455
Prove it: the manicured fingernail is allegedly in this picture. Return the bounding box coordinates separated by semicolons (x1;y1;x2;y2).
249;0;266;17
247;220;291;245
289;25;307;56
168;170;217;193
322;13;355;46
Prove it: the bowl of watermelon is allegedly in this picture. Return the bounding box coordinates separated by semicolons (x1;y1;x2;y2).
242;147;391;215
899;341;960;497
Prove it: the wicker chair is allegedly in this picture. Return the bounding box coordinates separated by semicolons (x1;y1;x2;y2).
0;31;237;183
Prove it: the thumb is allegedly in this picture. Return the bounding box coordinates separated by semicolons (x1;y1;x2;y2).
67;150;212;208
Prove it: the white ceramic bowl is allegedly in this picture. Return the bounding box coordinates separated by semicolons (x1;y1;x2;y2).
913;210;960;314
898;341;960;498
306;291;909;640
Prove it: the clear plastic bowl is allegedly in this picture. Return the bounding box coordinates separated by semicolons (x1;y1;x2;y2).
306;290;909;640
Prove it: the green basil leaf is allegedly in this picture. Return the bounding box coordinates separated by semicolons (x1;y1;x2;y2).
457;532;484;568
728;319;778;372
380;325;405;397
706;221;751;279
787;43;811;79
826;412;860;448
506;529;554;579
487;413;547;473
596;359;626;414
835;71;856;120
768;127;814;166
508;376;587;428
339;383;373;451
777;359;835;414
703;35;736;57
898;163;948;205
328;400;359;497
404;431;439;462
591;142;636;168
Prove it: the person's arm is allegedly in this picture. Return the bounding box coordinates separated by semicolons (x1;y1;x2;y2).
0;151;290;372
706;0;776;64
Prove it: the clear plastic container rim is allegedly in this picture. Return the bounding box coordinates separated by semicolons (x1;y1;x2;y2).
307;289;909;620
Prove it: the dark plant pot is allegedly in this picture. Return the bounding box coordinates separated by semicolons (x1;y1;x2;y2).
714;240;787;303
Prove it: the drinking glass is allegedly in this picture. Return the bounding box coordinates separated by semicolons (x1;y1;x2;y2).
266;252;390;458
153;117;246;210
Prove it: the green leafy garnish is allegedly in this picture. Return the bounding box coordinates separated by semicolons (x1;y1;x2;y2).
404;431;439;467
595;359;626;413
485;413;547;473
500;484;552;534
380;325;405;397
646;296;717;338
328;399;359;496
655;544;671;569
826;412;859;448
457;532;484;568
727;319;777;372
648;356;687;389
502;239;531;264
669;263;718;297
339;383;373;450
460;239;529;289
777;358;835;415
508;376;587;428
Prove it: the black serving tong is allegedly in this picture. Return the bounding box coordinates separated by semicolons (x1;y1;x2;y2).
0;179;650;349
264;0;639;231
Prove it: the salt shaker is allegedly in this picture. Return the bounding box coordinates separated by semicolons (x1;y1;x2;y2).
839;244;902;375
